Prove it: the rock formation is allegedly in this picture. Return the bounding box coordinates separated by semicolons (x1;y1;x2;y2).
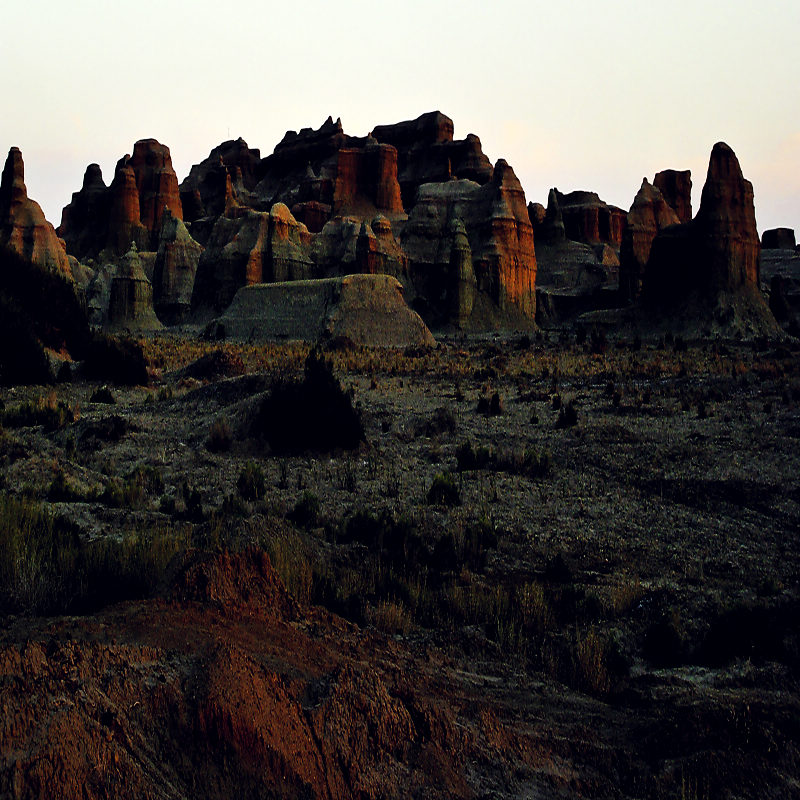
61;112;538;331
106;243;163;331
206;274;436;347
618;179;680;303
555;190;626;248
128;139;183;245
371;111;493;208
180;138;262;225
401;159;536;326
59;139;182;260
643;142;778;334
0;148;73;278
653;169;692;223
191;209;271;314
152;209;204;324
762;228;796;250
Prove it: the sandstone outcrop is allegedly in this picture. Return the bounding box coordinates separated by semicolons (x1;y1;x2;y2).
265;203;315;283
618;179;681;302
401;159;536;326
643;142;778;334
555;190;626;247
762;227;796;250
0;148;73;278
180;138;262;224
191;209;271;314
206;274;436;347
59;139;182;260
371;111;493;208
654;169;692;223
128;139;183;245
106;243;163;331
152;209;204;324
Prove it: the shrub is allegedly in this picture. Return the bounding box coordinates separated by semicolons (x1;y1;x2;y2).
237;461;265;502
426;472;461;506
89;386;116;404
287;491;320;529
0;491;185;614
477;390;503;416
81;333;149;386
207;417;233;453
2;392;78;432
555;399;578;428
252;350;364;454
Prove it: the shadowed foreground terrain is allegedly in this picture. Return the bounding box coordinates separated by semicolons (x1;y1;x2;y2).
1;334;799;798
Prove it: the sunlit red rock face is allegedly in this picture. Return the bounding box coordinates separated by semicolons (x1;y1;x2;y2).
59;139;183;259
654;169;692;223
618;179;680;303
402;159;536;326
0;148;73;278
645;142;763;305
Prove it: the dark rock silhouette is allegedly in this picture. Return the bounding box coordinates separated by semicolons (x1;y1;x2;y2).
654;169;692;223
762;227;796;250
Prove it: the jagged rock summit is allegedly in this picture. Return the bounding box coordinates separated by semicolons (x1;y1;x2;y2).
642;142;779;336
1;147;73;278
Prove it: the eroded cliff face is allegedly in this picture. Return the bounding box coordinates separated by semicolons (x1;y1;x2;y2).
645;142;761;304
59;139;183;260
0;148;73;278
618;179;680;303
401;159;536;326
58;113;537;330
152;209;204;325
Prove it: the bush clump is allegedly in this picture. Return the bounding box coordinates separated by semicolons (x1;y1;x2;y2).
81;333;149;386
237;461;266;502
2;392;78;432
206;417;233;453
426;472;461;506
252;350;364;454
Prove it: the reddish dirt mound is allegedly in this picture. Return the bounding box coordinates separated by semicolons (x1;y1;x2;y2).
169;546;299;618
0;548;499;799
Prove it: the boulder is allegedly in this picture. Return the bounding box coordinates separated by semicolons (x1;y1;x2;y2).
206;274;436;347
618;179;680;303
152;209;204;324
106;243;164;332
762;228;796;250
653;169;692;223
0;148;73;278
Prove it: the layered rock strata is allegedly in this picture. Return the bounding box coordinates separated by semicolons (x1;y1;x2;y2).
206;274;436;347
106;243;164;331
1;148;73;278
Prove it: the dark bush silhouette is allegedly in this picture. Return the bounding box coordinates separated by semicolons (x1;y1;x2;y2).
81;333;149;386
253;350;364;454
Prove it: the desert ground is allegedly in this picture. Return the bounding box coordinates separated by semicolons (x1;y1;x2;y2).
1;331;798;799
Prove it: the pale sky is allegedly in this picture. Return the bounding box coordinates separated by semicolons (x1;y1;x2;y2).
3;0;799;235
